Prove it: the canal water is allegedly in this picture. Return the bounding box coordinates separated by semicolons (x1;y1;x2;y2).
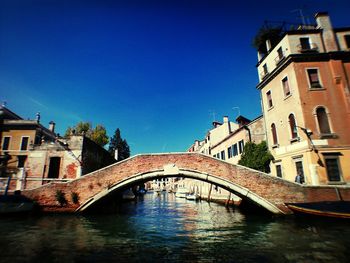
0;192;350;263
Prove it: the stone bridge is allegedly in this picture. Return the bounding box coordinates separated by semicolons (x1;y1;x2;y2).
22;153;350;214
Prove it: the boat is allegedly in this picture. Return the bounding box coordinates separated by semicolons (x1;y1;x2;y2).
186;193;200;201
122;188;136;200
0;194;34;214
175;187;189;198
286;201;350;219
137;188;147;195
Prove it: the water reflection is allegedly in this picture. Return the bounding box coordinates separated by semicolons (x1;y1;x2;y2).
0;192;349;262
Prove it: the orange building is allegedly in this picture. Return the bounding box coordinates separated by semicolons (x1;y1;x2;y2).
256;12;350;185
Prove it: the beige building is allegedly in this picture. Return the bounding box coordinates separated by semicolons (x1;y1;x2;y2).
256;12;350;185
188;115;265;164
186;115;266;203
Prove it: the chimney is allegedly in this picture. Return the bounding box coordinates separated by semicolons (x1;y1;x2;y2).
35;112;41;123
315;12;338;52
49;121;55;133
212;121;221;128
266;39;272;52
195;140;200;149
114;149;119;160
223;116;231;134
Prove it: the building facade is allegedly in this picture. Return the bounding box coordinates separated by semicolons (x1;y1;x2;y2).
256;12;350;185
186;115;265;203
188;115;265;165
0;105;115;191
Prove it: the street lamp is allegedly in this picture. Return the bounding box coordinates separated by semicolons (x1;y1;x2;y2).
296;125;317;153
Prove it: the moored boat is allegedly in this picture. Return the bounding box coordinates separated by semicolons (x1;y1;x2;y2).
286;201;350;219
175;187;189;198
0;195;34;214
185;193;200;201
122;188;136;200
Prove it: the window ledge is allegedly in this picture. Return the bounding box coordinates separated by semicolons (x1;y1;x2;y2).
283;94;292;100
320;133;338;139
327;181;346;185
272;144;279;149
290;137;300;143
309;86;325;91
267;105;274;111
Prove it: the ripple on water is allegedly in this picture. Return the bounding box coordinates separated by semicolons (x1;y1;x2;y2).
1;193;350;262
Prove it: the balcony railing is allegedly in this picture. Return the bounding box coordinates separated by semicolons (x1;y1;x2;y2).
297;43;319;53
260;70;269;80
274;51;286;66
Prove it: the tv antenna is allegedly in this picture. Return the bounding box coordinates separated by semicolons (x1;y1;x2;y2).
209;110;217;121
232;107;240;118
291;8;307;26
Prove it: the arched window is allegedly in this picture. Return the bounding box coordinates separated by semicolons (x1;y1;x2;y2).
271;123;278;145
316;107;331;134
289;114;298;139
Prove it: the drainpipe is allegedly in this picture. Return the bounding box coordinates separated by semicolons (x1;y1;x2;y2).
243;126;252;142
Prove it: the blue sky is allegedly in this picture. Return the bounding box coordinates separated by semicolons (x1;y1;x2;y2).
1;0;349;154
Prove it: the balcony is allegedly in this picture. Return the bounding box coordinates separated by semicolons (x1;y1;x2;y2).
260;70;269;80
297;43;319;53
274;52;286;66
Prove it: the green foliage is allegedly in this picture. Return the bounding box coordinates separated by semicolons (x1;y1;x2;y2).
90;125;109;147
252;27;283;54
64;121;109;147
238;141;274;173
108;128;130;161
71;192;79;204
55;190;67;206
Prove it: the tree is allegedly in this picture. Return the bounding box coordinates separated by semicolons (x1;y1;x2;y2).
64;121;109;147
253;26;283;54
90;125;109;147
108;128;130;161
238;141;274;173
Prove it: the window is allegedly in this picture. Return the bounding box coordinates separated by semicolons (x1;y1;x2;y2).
17;156;27;168
232;144;238;156
300;37;311;50
227;147;232;159
325;157;341;182
277;47;283;60
289;114;298;139
316;107;331;134
238;140;244;154
220;150;225;160
20;137;29;151
344;35;350;49
307;69;322;89
276;165;282;178
2;137;10;150
282;76;291;97
271;123;278;145
263;64;268;75
295;160;304;178
266;90;273;108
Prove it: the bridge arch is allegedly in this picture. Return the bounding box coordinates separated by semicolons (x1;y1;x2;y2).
76;166;284;214
22;153;350;214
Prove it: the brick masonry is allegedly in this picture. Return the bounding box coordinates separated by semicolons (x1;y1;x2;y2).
22;153;350;214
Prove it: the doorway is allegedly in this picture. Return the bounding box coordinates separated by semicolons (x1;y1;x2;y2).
48;157;61;179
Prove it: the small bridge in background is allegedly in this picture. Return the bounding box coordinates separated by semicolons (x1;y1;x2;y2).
22;153;350;214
